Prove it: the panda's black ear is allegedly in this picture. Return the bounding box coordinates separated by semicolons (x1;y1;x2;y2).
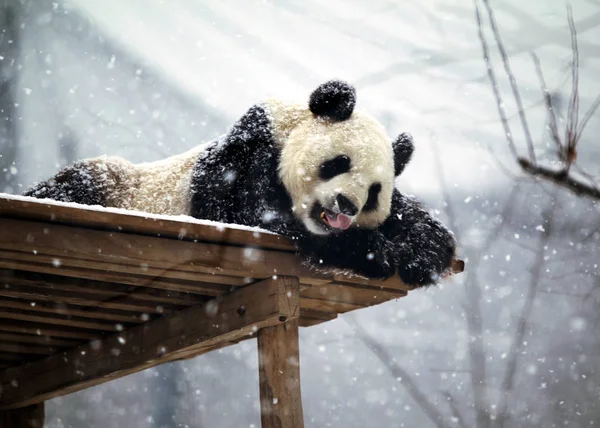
308;80;356;121
392;132;414;176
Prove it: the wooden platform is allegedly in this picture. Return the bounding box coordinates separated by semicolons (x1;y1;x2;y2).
0;194;462;427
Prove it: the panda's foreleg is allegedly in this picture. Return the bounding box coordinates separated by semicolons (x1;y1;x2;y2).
380;190;456;286
296;228;397;279
23;161;108;206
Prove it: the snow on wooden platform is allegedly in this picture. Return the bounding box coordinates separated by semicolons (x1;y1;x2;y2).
0;193;462;423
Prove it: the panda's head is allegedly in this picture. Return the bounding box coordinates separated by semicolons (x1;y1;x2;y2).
266;80;414;236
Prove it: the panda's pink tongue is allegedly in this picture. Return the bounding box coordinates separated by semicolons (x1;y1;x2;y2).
325;212;352;230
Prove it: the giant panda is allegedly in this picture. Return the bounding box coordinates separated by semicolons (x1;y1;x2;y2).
24;80;456;286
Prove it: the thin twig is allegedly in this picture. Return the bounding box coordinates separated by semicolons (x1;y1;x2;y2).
566;4;580;165
474;0;518;160
482;0;536;163
576;92;600;143
530;52;563;157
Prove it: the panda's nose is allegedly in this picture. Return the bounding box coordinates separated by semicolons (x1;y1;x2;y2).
336;194;359;216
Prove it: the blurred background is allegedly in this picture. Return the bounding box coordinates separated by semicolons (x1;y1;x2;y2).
1;0;599;427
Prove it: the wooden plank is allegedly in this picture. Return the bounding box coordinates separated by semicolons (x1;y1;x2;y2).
0;286;173;315
332;275;414;292
299;298;363;314
0;257;229;296
0;195;293;251
0;310;121;332
0;343;55;356
258;319;304;428
0;299;145;324
0;276;300;410
0;249;249;290
0;333;78;348
1;269;208;307
0;323;99;341
0;403;44;428
0;215;295;276
298;309;337;328
301;283;406;307
0;218;340;285
0;354;22;363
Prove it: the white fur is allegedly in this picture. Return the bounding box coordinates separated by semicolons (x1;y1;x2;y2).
83;144;205;215
265;99;395;235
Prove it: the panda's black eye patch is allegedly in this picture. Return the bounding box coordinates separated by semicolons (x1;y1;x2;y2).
319;155;351;180
363;183;382;211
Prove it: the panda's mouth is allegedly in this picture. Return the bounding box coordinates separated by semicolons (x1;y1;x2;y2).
311;203;352;231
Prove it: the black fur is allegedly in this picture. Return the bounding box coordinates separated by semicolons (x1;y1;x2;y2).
189;105;299;237
320;155;351;180
363;183;382;212
309;80;356;121
392;132;414;176
23;161;107;206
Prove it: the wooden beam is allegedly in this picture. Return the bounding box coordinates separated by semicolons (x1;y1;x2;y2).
0;299;148;324
0;249;241;295
0;333;78;348
0;276;300;410
0;403;44;428
0;322;101;341
0;195;293;251
0;218;315;281
0;269;211;305
258;319;304;428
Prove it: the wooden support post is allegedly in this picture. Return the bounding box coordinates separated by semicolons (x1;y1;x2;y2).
0;277;299;410
0;403;44;428
257;276;304;428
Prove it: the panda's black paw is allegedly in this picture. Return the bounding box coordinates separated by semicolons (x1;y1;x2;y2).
297;230;397;280
394;240;455;287
396;259;440;287
352;252;396;280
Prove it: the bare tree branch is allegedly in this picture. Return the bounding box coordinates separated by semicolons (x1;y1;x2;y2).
473;0;518;160
481;0;536;163
477;2;600;201
344;316;450;428
518;157;600;199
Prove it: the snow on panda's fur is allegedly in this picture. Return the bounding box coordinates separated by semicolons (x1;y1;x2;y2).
24;80;456;286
